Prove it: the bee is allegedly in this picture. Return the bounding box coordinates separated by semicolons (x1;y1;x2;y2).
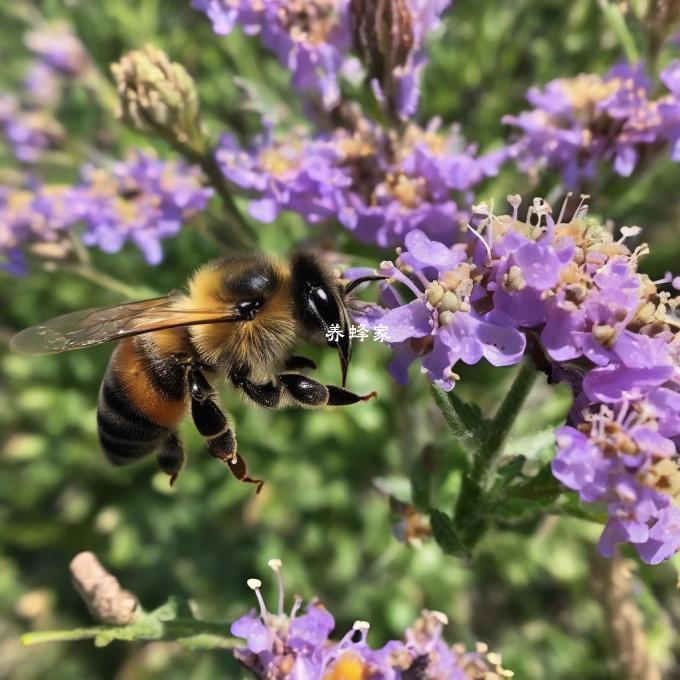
10;253;384;493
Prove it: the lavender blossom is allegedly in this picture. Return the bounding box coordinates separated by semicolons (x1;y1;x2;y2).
231;559;513;679
0;184;80;275
192;0;351;109
553;393;680;565
0;95;64;165
76;151;213;264
25;22;91;78
503;64;669;186
351;194;680;562
218;118;505;246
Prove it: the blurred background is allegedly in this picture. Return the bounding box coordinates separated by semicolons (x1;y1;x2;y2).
1;1;680;678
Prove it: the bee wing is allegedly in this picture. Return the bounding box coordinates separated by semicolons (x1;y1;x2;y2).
10;292;243;356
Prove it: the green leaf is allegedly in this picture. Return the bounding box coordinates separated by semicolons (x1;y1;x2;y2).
430;510;469;558
430;385;488;445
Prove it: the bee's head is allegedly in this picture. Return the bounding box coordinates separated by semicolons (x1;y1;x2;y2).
291;252;353;386
291;252;387;386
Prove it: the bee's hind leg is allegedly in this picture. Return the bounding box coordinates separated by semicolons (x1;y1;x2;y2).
157;432;185;487
188;366;264;494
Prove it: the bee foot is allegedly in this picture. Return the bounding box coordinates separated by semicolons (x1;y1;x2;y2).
360;391;378;402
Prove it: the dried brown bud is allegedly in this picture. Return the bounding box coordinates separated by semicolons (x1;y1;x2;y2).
646;0;680;58
111;45;203;153
70;551;138;625
350;0;414;111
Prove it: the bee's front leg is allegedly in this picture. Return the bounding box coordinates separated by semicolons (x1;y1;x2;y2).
277;373;377;407
187;366;264;494
284;355;317;371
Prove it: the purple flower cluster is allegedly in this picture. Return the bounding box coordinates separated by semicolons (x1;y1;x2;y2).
192;0;451;115
1;151;212;271
24;22;91;79
76;151;213;264
192;0;352;109
219;118;505;246
349;195;680;562
231;559;513;679
0;23;90;164
0;95;64;165
0;184;79;275
504;61;680;186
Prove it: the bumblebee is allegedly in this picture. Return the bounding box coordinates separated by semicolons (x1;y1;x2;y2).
10;253;383;493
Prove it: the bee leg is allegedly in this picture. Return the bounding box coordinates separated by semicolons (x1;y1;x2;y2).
156;432;185;487
284;355;317;371
230;366;282;409
226;450;265;495
188;368;264;494
278;373;377;407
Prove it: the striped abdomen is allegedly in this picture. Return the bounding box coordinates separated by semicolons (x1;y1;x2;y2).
97;336;188;470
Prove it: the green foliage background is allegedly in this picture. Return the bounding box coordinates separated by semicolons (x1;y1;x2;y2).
1;1;679;678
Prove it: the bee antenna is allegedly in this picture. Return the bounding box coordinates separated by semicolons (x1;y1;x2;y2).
345;275;388;295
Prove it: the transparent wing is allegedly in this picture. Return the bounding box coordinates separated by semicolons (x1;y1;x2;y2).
10;292;242;356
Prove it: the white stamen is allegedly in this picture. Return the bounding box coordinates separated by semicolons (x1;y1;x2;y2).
352;620;370;643
618;225;641;243
267;558;285;616
289;595;303;621
465;223;492;261
573;194;590;220
651;272;673;286
246;578;268;620
556;191;573;225
430;610;449;625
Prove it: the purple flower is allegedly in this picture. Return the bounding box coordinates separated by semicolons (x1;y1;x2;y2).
24;22;90;78
503;64;669;186
76;151;213;264
0;95;64;165
230;559;512;679
220;118;506;247
354;193;680;562
350;228;526;390
553;398;680;565
192;0;351;109
0;184;80;275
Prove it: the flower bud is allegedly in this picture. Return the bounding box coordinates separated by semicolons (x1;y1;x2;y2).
438;291;460;313
350;0;414;109
111;45;203;153
425;281;445;307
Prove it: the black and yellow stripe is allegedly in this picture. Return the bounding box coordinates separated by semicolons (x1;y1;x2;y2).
96;337;188;474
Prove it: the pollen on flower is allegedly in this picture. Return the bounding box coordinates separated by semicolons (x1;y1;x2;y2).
323;652;367;680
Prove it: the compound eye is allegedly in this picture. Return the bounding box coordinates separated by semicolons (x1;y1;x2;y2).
308;287;338;326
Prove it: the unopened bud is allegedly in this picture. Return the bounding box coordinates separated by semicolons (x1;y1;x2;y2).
425;281;445;307
111;45;203;153
70;551;138;625
350;0;414;112
592;323;618;348
438;291;460;313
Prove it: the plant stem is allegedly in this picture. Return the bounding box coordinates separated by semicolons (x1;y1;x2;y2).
451;360;537;550
50;263;157;299
597;0;640;63
476;360;538;490
430;385;476;443
21;620;240;650
177;139;257;251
